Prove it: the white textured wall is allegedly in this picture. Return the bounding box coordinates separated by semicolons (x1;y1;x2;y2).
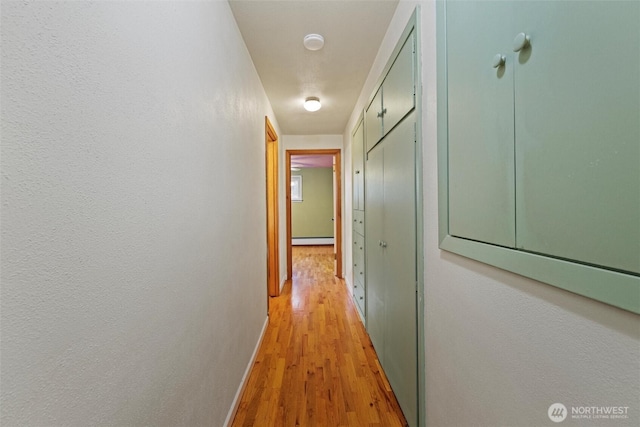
345;1;640;426
1;1;275;425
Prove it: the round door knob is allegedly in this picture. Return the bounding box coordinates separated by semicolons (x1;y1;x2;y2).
355;170;360;174
492;54;505;68
381;241;387;248
513;33;530;52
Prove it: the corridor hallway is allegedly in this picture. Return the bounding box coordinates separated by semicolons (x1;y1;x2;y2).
231;246;408;427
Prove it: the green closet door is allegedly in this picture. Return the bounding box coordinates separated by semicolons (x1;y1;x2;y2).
365;144;385;355
447;0;516;247
352;119;365;211
514;1;640;274
383;32;415;136
381;115;417;427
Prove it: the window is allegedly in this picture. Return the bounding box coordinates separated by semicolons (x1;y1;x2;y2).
291;175;302;202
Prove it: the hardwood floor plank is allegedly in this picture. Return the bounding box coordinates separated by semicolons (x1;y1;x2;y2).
231;246;407;427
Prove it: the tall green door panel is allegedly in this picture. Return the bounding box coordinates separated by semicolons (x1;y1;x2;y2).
447;0;516;247
513;1;640;274
382;33;415;136
381;115;417;427
365;145;385;354
365;88;384;153
365;29;417;155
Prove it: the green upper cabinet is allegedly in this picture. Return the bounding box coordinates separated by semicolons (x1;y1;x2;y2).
447;0;516;247
447;0;639;275
365;30;416;154
352;118;365;211
365;88;384;153
439;0;640;312
513;1;640;274
382;33;415;137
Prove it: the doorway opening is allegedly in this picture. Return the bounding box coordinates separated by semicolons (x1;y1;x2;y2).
286;149;342;280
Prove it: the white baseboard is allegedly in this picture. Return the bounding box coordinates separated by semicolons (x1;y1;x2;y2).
279;277;286;292
223;317;269;427
292;238;334;245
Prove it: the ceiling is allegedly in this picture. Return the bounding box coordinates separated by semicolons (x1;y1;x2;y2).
229;0;399;135
291;154;334;168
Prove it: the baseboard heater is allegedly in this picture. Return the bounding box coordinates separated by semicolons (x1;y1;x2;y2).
292;238;334;246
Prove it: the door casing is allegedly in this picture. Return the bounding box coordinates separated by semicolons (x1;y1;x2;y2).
265;117;280;305
286;149;342;280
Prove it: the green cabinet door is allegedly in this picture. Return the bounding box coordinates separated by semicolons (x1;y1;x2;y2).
447;0;516;247
381;114;417;427
365;88;384;153
514;1;640;274
353;232;366;318
365;144;385;355
352;119;365;211
383;32;415;136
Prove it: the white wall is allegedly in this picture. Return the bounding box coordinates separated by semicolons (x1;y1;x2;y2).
280;135;344;282
1;1;275;425
345;1;640;426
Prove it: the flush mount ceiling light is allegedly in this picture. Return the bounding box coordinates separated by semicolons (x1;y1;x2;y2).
303;97;321;112
303;34;325;51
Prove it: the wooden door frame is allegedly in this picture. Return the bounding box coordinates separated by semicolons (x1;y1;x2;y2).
265;117;280;301
286;149;342;280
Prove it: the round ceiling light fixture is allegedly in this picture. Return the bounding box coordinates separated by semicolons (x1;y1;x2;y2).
303;34;325;51
303;96;321;112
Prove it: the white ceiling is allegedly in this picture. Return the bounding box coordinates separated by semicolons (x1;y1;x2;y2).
229;0;399;135
291;154;334;168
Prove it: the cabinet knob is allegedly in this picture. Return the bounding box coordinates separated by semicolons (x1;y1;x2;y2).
513;33;530;52
359;296;363;300
355;170;360;174
376;108;387;118
381;241;387;248
492;54;505;68
359;220;363;224
354;284;357;288
354;263;357;267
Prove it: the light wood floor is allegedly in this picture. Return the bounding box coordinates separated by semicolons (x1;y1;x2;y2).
231;245;408;427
